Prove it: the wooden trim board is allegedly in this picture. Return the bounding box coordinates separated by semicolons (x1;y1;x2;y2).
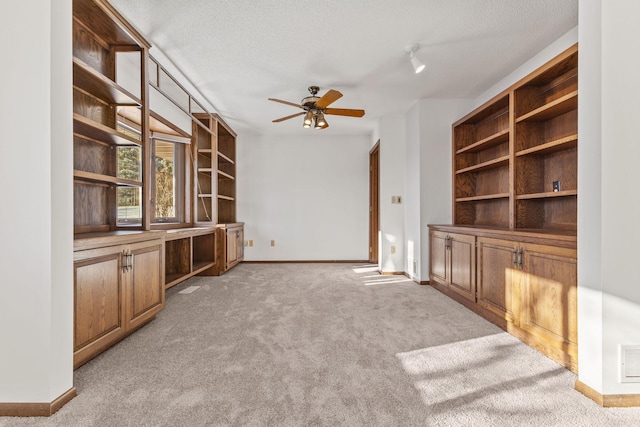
0;387;77;417
575;380;640;407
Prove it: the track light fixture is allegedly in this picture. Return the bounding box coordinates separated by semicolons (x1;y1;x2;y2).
405;44;425;74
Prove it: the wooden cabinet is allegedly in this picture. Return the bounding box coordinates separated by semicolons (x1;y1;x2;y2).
519;242;577;370
429;230;476;302
429;230;448;285
214;223;244;274
477;237;519;325
429;226;577;372
73;232;164;368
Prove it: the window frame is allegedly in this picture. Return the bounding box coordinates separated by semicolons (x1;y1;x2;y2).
150;134;189;225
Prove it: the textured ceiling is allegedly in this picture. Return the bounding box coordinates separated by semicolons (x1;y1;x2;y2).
108;0;578;136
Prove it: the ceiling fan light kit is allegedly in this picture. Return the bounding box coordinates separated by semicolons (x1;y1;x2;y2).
268;86;365;130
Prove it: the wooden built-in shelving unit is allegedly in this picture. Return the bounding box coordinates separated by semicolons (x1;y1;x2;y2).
72;0;243;369
215;115;238;224
433;44;579;373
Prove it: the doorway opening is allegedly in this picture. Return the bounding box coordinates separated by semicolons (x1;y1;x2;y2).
369;140;380;264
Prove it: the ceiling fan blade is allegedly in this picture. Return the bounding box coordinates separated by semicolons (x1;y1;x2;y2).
324;108;365;118
272;112;305;123
268;98;305;109
315;89;342;108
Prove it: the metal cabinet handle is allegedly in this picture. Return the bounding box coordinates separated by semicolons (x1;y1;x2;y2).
512;249;518;266
518;248;524;269
122;249;133;271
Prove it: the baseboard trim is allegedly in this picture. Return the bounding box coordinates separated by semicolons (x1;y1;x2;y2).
380;271;404;276
0;387;77;417
575;380;640;407
242;260;369;264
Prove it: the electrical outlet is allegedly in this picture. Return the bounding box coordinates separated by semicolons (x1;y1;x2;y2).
249;240;254;247
391;245;396;254
271;240;275;247
553;180;560;192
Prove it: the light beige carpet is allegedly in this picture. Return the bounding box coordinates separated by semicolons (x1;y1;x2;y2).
3;263;639;426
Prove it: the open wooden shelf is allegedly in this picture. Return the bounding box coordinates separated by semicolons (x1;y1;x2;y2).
456;193;510;202
164;228;219;288
217;152;234;164
456;155;510;174
516;189;577;200
456;129;510;155
516;91;578;123
74;114;141;146
74;170;142;187
73;57;141;106
218;170;235;180
516;134;578;157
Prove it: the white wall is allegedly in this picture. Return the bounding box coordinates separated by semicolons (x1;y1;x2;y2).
237;133;370;260
577;0;604;393
579;0;640;395
0;0;73;403
418;99;474;282
377;114;406;272
404;103;421;279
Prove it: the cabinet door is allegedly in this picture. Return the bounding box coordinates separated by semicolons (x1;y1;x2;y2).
126;241;164;331
226;229;238;267
74;249;123;368
519;243;577;367
477;237;519;323
448;233;476;302
429;230;448;286
236;227;244;262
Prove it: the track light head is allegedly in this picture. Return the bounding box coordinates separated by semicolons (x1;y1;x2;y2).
405;44;425;74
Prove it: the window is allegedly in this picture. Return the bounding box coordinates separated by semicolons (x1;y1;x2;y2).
152;137;186;223
117;122;142;226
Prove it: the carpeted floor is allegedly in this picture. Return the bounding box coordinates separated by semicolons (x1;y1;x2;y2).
3;263;640;426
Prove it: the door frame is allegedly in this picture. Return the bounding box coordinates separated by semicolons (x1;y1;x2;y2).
369;140;380;264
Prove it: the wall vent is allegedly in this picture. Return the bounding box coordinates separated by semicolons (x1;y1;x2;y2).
620;345;640;383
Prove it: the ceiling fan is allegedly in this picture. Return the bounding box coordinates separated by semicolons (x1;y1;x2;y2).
268;86;365;129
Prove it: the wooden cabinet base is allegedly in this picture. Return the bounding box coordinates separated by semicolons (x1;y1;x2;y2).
429;225;577;373
213;223;244;274
73;232;165;369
